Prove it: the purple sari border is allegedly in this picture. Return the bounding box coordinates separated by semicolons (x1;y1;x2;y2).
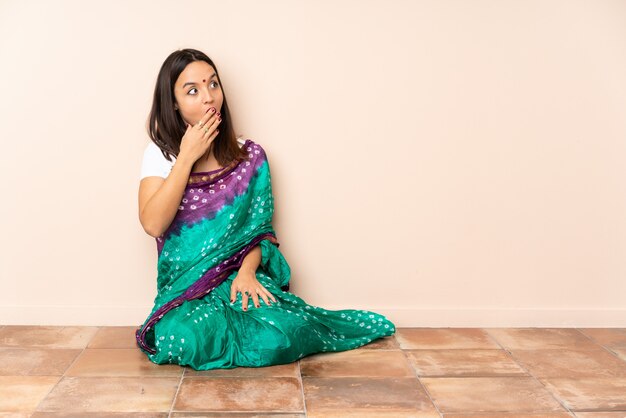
156;139;266;255
135;231;279;354
187;139;252;178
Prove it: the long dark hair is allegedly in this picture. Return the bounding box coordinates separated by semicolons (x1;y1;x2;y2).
146;48;248;166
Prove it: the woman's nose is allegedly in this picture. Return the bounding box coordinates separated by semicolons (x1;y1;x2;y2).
201;88;214;103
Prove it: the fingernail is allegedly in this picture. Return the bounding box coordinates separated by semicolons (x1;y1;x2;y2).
210;107;215;112
217;112;221;117
243;308;247;311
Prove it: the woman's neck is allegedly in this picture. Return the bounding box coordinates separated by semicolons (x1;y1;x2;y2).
199;145;216;163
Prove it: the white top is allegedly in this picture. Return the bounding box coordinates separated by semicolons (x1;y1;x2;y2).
140;137;247;180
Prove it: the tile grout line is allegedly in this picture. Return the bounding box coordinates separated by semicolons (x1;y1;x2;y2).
31;326;97;414
399;342;444;418
296;359;308;417
575;327;626;362
482;327;576;416
168;365;186;417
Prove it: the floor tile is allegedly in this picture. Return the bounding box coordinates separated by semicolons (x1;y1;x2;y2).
300;349;413;377
353;335;400;350
420;376;566;413
0;376;60;413
578;328;626;349
35;376;179;413
64;348;182;377
541;377;626;411
405;349;527;377
485;328;599;350
88;326;140;349
612;347;626;362
185;362;298;378
307;412;439;417
509;348;626;378
31;413;168;417
172;377;303;413
0;326;99;349
442;414;574;417
302;377;438;415
396;328;500;350
0;348;81;375
170;414;305;417
4;325;625;417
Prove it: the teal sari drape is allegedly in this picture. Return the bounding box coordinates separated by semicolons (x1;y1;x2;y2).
136;139;396;370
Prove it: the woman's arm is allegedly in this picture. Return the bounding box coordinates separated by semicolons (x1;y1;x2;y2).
240;245;261;273
138;155;195;238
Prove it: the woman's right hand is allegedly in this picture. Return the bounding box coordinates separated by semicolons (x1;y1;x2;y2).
179;107;222;163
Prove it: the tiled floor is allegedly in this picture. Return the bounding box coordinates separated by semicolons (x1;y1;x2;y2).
0;326;625;417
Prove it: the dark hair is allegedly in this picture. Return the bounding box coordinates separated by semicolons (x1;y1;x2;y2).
146;48;248;166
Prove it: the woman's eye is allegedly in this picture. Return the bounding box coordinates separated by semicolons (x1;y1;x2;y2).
187;82;218;94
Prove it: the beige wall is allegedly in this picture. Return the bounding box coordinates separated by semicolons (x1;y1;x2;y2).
1;0;624;327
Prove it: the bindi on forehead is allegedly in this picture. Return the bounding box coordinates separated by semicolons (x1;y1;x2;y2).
180;73;217;89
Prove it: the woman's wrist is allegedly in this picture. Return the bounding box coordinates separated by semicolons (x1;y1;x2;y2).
240;245;261;273
174;152;196;170
238;265;257;274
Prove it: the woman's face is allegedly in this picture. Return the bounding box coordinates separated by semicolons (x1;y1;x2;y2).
173;60;223;126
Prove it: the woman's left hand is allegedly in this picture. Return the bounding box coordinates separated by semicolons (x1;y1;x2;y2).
230;268;277;311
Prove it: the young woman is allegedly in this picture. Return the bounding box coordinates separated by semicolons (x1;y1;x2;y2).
136;48;396;370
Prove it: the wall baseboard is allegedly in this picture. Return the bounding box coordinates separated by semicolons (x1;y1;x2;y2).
1;305;624;327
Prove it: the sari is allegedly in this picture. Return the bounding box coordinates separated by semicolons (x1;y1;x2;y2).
135;139;396;370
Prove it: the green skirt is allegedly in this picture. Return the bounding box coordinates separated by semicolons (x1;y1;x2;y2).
148;270;396;370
